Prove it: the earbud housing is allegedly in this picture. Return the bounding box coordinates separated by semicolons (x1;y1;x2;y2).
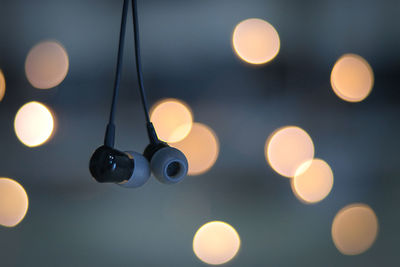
89;145;134;183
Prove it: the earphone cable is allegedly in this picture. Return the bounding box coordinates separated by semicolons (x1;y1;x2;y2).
132;0;160;144
104;0;130;147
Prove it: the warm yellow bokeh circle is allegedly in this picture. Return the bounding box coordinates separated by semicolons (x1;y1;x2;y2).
330;54;374;102
0;178;29;227
193;221;241;265
265;126;315;178
14;101;55;147
233;18;280;64
332;204;378;255
25;41;69;89
171;123;219;176
150;98;193;143
291;159;334;204
0;69;5;101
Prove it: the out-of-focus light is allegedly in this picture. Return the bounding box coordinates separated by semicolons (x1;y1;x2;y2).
232;18;280;65
0;70;5;101
150;98;193;143
25;41;69;89
330;54;374;102
332;204;378;255
193;221;240;265
265;126;314;178
14;101;55;147
171;123;219;176
291;159;333;204
0;178;29;227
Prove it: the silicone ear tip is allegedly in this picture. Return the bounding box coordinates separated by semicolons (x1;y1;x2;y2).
119;151;151;188
150;147;188;184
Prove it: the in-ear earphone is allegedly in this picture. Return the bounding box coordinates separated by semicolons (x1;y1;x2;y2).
89;0;188;188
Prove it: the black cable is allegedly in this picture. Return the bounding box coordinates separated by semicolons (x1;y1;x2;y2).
104;0;130;147
131;0;159;144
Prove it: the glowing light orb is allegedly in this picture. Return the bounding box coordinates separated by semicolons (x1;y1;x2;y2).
332;204;378;255
25;41;69;89
0;70;5;101
330;54;374;102
193;221;240;265
0;178;29;227
150;98;193;143
232;18;280;64
265;126;314;178
171;123;219;176
291;159;333;204
14;101;55;147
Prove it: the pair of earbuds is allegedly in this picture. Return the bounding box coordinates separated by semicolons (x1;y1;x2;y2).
89;134;188;188
89;0;188;188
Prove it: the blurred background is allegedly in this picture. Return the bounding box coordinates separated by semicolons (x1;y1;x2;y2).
0;0;399;266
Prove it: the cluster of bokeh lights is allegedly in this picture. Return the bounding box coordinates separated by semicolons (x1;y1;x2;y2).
151;98;220;176
266;126;315;178
12;40;68;148
265;126;334;204
0;14;380;265
0;41;68;228
150;98;193;143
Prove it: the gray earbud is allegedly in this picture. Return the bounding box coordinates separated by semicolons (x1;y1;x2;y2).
144;143;188;184
150;146;188;184
118;151;151;188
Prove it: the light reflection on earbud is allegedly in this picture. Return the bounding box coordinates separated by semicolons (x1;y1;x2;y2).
150;98;193;143
0;178;29;227
25;41;69;89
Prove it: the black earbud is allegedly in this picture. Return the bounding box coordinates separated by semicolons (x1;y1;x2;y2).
89;0;188;188
89;146;150;188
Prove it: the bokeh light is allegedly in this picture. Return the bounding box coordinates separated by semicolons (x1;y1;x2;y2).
265;126;314;178
0;178;29;227
0;69;5;101
291;159;333;204
330;54;374;102
193;221;240;265
150;98;193;143
14;101;55;147
25;41;69;89
171;122;219;176
232;18;280;64
332;204;378;255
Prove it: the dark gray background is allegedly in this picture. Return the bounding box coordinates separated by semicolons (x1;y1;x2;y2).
0;0;399;266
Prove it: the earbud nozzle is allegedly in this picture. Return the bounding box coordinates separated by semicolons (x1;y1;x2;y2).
150;147;188;184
